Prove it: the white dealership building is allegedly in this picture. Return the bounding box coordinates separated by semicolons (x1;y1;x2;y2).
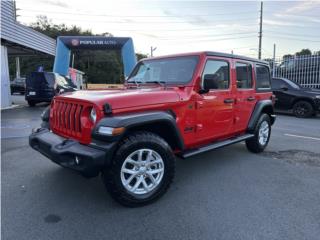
1;0;56;108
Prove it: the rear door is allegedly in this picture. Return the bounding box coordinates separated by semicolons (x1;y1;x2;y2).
196;57;235;142
233;61;257;133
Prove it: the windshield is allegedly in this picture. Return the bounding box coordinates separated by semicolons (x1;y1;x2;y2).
55;74;77;89
128;56;199;84
283;78;301;89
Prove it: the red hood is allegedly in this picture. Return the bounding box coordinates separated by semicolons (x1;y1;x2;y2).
57;87;181;110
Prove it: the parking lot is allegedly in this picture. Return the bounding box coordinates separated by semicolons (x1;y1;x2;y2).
2;96;320;240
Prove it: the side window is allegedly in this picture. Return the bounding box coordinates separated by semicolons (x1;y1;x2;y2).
202;60;229;90
236;62;253;89
256;64;271;89
271;79;282;90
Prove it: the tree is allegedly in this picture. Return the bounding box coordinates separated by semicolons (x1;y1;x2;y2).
136;53;148;61
295;49;312;56
283;54;293;60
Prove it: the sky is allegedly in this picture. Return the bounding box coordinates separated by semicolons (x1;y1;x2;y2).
16;0;320;59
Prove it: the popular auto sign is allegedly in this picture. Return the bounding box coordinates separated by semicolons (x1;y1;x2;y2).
60;36;128;49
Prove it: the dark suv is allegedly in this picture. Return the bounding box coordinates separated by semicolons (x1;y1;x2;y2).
25;72;77;106
271;77;320;118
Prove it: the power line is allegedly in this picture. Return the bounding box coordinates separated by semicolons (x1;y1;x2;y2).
264;11;320;19
20;15;259;24
265;30;320;38
264;35;320;42
157;35;257;43
155;32;257;40
20;8;258;18
98;25;259;32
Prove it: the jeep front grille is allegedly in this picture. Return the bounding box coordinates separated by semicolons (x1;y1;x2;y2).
51;100;84;137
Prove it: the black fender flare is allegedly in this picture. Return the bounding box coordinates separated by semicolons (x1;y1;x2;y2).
247;100;276;132
92;111;185;150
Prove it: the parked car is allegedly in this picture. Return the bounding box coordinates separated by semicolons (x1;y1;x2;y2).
30;51;276;207
25;72;77;106
271;77;320;118
10;77;26;94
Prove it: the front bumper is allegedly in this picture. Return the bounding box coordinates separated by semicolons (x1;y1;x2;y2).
29;128;114;177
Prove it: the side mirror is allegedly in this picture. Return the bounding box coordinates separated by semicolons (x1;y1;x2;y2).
280;86;288;91
200;74;219;93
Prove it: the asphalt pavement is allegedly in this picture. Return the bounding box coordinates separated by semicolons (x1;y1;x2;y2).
2;96;320;240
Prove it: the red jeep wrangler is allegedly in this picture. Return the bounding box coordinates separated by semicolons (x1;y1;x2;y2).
30;52;275;207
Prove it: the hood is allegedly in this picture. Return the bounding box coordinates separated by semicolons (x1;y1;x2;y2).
302;88;320;95
57;87;181;110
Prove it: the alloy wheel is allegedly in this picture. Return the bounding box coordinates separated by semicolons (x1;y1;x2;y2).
120;149;164;195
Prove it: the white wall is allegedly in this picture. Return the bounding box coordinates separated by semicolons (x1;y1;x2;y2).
1;45;12;108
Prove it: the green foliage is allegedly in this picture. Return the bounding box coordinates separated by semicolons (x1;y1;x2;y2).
9;15;147;84
136;53;148;61
283;54;294;59
282;49;317;59
295;49;312;56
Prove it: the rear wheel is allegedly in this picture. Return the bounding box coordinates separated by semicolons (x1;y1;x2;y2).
28;101;36;107
102;132;175;207
246;114;271;153
293;101;314;118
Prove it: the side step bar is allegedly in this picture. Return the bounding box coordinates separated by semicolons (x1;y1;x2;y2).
181;134;254;158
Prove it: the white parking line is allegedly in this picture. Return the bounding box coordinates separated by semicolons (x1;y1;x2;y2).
284;134;320;141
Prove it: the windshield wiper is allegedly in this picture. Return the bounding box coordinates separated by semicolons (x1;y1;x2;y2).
145;81;166;87
127;80;142;88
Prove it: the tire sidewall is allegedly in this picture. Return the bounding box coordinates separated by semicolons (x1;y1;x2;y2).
293;101;313;118
104;133;175;206
256;114;271;149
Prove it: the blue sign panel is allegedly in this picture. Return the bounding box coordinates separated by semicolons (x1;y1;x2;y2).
53;36;137;77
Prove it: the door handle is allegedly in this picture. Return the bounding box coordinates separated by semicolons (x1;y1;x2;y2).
224;98;234;104
247;96;255;101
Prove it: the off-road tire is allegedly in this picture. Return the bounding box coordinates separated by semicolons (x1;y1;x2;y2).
246;113;271;153
102;132;176;207
293;100;314;118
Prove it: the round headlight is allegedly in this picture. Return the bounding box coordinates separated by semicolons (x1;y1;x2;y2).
90;107;97;123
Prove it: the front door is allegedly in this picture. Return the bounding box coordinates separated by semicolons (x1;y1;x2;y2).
196;58;235;143
233;61;257;133
271;78;293;109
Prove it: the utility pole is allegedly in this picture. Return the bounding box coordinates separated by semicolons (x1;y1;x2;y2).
150;46;157;57
272;43;276;77
258;1;263;60
13;1;21;21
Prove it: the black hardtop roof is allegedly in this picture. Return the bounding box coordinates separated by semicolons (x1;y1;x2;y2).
205;51;269;65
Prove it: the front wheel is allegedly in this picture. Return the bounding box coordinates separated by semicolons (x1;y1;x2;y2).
246;114;271;153
102;132;176;207
293;101;314;118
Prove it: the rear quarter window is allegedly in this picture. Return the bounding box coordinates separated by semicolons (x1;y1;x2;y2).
256;64;271;90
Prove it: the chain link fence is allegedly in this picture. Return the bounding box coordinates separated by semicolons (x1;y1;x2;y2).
269;55;320;89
